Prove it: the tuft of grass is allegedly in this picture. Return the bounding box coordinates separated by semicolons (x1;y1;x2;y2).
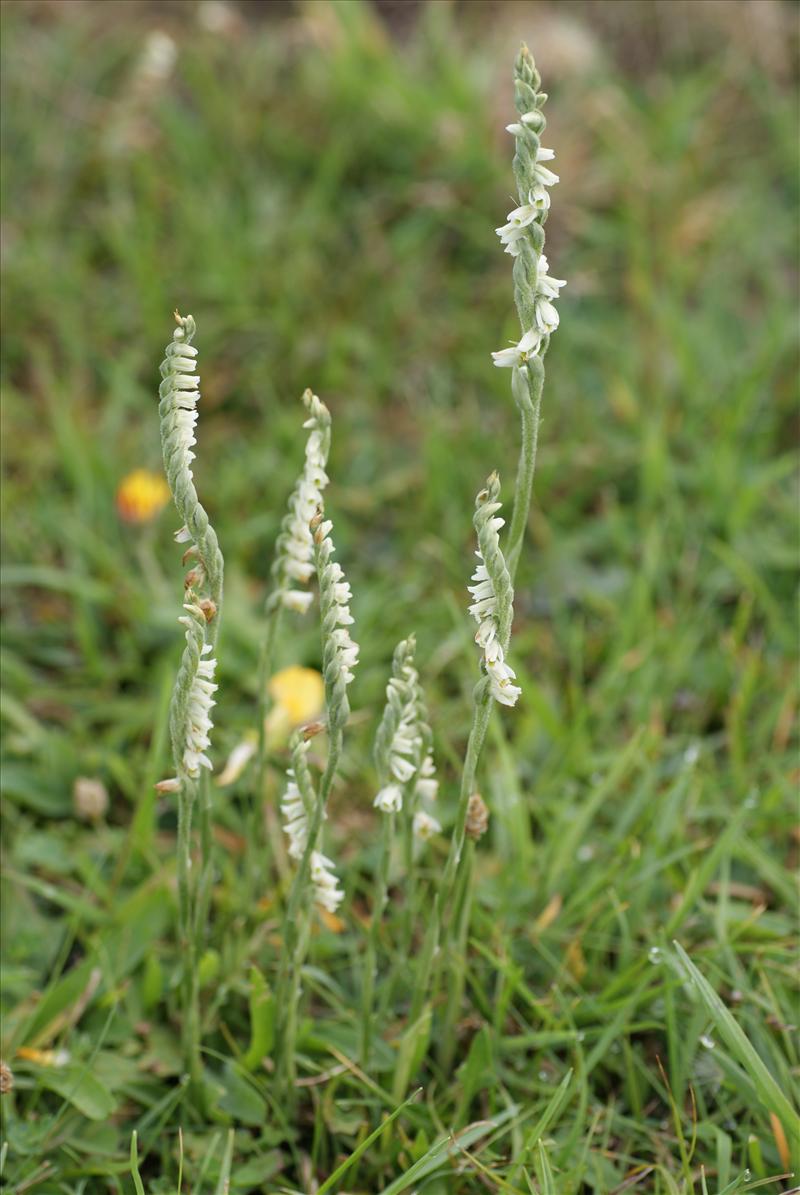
1;1;797;1191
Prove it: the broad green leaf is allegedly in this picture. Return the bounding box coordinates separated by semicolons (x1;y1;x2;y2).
242;966;274;1071
38;1063;116;1121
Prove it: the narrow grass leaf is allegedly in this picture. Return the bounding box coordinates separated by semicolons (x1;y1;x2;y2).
316;1088;422;1195
508;1069;573;1181
673;943;800;1142
380;1105;520;1195
130;1131;146;1195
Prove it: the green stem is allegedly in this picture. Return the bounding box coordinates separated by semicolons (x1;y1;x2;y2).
274;727;343;1097
439;840;475;1070
505;359;544;585
193;771;214;946
249;606;283;904
361;813;393;1066
439;680;492;919
177;785;202;1092
406;893;440;1027
256;607;283;791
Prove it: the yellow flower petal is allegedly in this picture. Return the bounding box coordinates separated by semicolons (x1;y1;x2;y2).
116;469;171;524
265;666;324;746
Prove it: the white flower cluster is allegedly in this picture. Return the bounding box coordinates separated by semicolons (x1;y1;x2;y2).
309;850;344;913
178;629;218;777
491;251;566;368
315;518;359;686
373;662;440;840
280;747;343;913
162;336;201;480
281;758;309;861
280;393;330;614
492;122;565;367
467;504;522;708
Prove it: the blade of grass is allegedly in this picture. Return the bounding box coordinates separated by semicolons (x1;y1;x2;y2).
673;943;800;1145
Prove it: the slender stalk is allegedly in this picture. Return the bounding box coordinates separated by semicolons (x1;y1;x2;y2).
505;358;544;584
406;893;440;1027
439;679;492;918
176;785;202;1091
274;726;343;1097
439;839;475;1070
361;812;393;1065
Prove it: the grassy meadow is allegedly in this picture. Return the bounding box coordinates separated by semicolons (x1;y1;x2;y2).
1;0;798;1191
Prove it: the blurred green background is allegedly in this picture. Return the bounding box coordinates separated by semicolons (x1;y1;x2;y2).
1;0;798;1190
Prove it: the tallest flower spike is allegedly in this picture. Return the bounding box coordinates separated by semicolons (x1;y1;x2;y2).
492;44;565;369
492;44;564;585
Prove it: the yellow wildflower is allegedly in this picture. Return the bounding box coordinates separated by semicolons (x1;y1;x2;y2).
265;666;325;747
116;469;171;523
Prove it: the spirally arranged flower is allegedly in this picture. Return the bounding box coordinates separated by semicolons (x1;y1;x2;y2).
313;513;359;702
491;62;565;369
373;637;439;837
280;741;343;913
271;390;331;614
156;314;224;795
467;476;521;707
180;638;218;778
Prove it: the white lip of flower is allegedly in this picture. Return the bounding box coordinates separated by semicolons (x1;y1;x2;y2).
310;850;343;913
534;296;560;336
413;810;441;841
374;783;403;813
330;627;359;684
415;752;438;802
505;111;548;135
328;561;352;605
536;255;567;300
476;619;521;706
491;327;542;369
182;643;218;777
496;188;551;251
282;589;315;614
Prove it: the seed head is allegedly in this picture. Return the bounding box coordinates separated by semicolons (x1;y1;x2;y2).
73;777;109;822
465;792;489;841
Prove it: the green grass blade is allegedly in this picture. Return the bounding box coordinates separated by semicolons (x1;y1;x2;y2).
317;1088;422;1195
130;1131;146;1195
673;943;800;1142
380;1104;520;1195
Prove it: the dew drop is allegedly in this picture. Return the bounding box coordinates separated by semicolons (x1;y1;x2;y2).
683;743;700;767
648;946;663;965
700;1033;715;1049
